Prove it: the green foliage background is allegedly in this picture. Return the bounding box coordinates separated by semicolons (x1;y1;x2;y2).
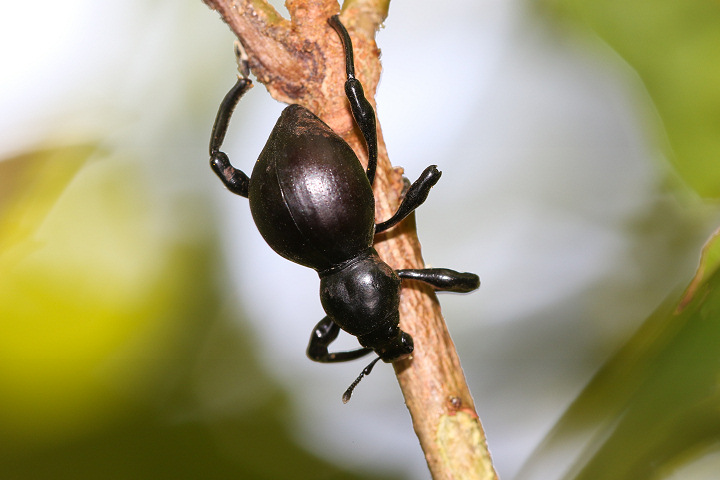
0;146;392;479
518;0;720;478
539;0;720;199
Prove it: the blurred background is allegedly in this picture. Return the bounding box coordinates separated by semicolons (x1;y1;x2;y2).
2;0;720;479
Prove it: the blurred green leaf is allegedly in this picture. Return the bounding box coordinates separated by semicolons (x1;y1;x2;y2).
0;146;398;480
518;229;720;479
0;147;199;439
540;0;720;198
0;145;91;252
677;226;720;311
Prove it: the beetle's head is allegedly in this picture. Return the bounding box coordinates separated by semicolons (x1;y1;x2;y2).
375;330;414;362
357;323;414;362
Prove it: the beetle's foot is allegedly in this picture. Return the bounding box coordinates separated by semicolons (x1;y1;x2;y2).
210;152;250;198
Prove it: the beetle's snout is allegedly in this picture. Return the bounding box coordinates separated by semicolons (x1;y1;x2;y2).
378;331;414;363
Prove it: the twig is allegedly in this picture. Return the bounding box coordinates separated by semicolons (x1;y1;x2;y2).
201;1;498;478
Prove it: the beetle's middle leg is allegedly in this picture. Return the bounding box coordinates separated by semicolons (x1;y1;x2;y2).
307;316;374;363
397;268;480;293
328;15;379;186
209;42;254;198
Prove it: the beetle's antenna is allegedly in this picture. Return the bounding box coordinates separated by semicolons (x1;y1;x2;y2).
233;40;250;80
342;356;381;403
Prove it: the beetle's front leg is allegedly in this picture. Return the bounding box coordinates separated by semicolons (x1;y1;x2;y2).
397;268;480;293
375;165;442;233
328;15;379;186
208;42;254;198
307;316;374;362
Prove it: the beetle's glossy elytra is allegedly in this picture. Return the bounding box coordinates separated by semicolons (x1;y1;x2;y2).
207;15;480;401
249;105;375;270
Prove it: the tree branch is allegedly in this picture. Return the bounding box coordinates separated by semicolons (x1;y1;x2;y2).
201;1;497;478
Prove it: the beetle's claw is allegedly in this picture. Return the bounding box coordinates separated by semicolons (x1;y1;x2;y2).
234;40;250;79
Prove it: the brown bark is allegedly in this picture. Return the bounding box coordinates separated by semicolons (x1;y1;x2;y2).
202;1;498;478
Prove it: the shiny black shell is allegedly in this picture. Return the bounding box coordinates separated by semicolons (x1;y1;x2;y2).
248;104;375;271
319;253;400;339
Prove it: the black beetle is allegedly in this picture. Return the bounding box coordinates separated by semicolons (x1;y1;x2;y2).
208;15;480;402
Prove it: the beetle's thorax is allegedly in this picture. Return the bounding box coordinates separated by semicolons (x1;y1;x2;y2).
318;249;413;362
318;249;400;333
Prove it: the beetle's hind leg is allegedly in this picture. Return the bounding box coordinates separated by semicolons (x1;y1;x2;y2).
307;316;374;362
208;41;254;198
328;15;379;186
397;268;480;293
